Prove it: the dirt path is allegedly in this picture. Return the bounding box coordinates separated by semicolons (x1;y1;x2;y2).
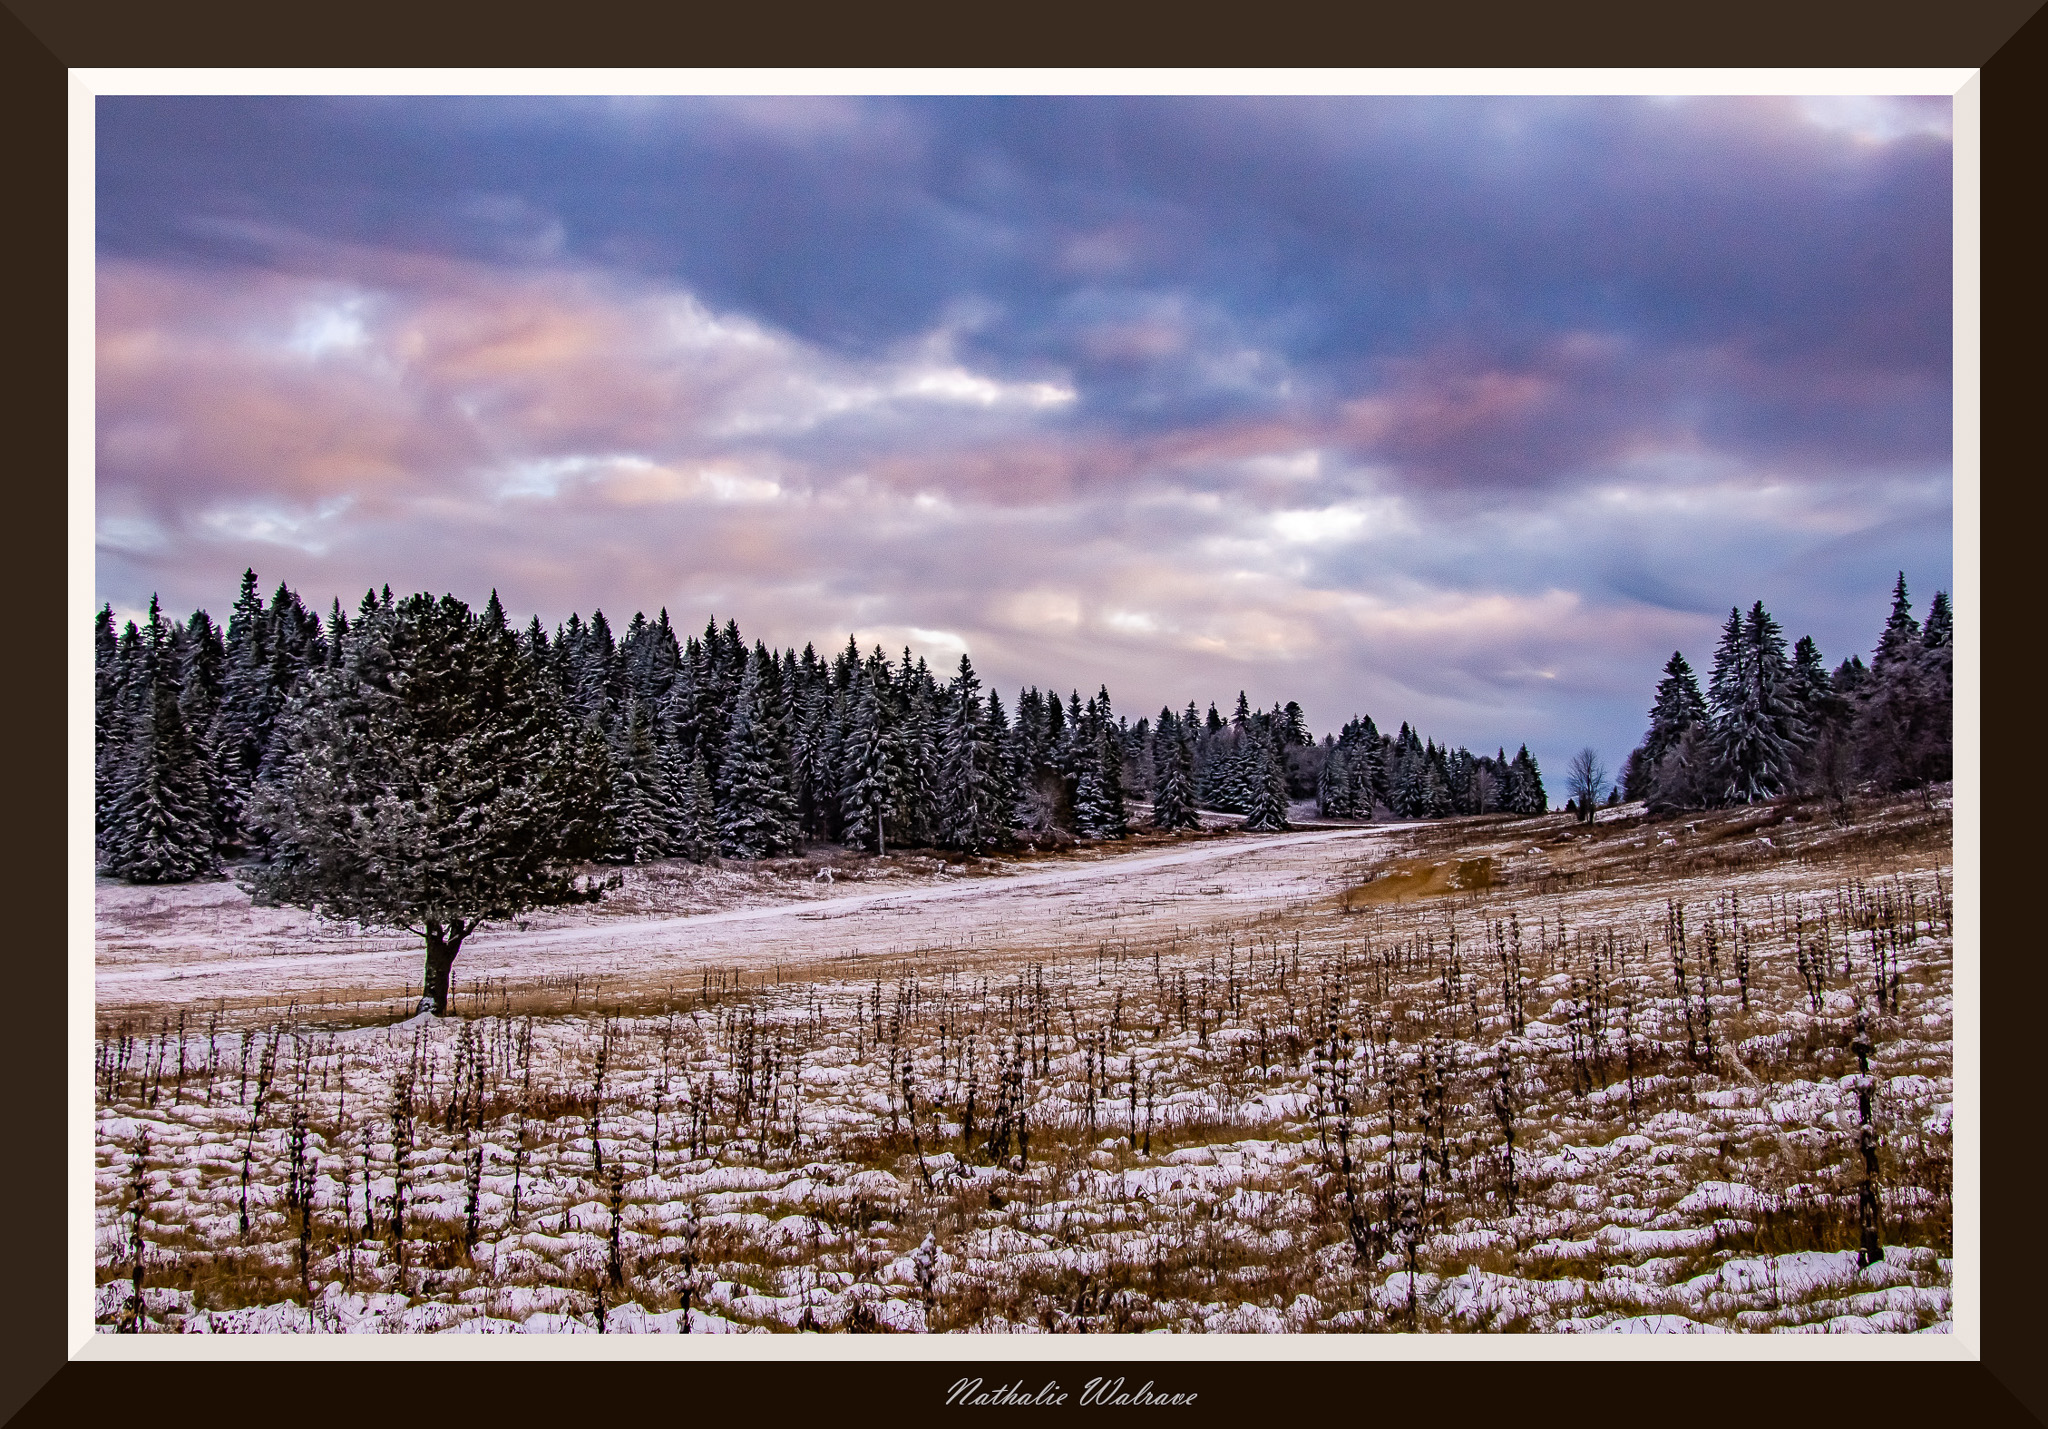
96;824;1413;1014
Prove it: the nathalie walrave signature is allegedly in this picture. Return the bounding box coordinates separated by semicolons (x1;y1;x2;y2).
947;1377;1197;1408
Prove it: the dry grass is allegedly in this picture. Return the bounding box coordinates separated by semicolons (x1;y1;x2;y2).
93;788;1953;1334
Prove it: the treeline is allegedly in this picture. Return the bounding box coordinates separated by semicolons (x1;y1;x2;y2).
1621;574;1953;813
93;572;1547;884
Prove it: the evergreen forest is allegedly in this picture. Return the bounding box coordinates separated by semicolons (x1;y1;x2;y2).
1621;574;1953;814
93;573;1550;885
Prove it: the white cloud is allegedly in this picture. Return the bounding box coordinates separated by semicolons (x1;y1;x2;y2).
195;498;356;554
1797;96;1951;146
285;298;370;359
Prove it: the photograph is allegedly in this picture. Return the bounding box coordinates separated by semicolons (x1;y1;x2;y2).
89;84;1960;1338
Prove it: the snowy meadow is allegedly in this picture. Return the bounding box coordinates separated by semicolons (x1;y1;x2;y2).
93;791;1954;1335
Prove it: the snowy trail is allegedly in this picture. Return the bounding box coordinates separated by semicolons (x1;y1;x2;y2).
96;824;1407;1005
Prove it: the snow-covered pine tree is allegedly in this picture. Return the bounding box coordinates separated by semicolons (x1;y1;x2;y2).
1281;701;1309;748
1853;576;1951;790
716;653;798;859
1221;730;1259;815
96;614;138;853
102;598;222;882
254;584;325;784
939;655;1005;853
208;570;273;850
1707;601;1803;804
1388;726;1423;817
793;676;837;841
759;642;800;830
1007;688;1045;833
1421;740;1453;818
1336;715;1382;816
1647;651;1708;764
1924;589;1952;649
604;696;671;862
252;591;612;1014
1150;708;1200;830
1782;635;1852;805
839;670;895;854
1057;690;1086;780
1317;741;1353;817
1622;650;1709;803
1918;590;1953;784
1240;727;1291;831
983;688;1019;842
177;610;224;742
1070;696;1110;836
692;619;736;789
1506;745;1546;815
1093;688;1130;838
669;753;717;861
571;609;618;733
884;653;937;848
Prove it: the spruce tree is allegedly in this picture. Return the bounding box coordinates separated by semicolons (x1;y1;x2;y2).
716;655;798;859
1707;601;1802;804
1507;745;1547;815
1070;697;1111;836
101;599;221;883
839;672;894;854
96;613;137;852
1240;729;1291;831
1150;708;1200;830
209;570;273;850
939;655;1004;853
1421;740;1453;818
1644;652;1708;767
983;688;1019;843
793;678;837;841
251;591;611;1015
670;753;718;862
1316;742;1353;818
894;657;941;848
1854;578;1951;790
1786;635;1854;806
605;697;671;862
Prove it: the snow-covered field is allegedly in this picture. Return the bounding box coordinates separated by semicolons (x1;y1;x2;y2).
93;792;1953;1334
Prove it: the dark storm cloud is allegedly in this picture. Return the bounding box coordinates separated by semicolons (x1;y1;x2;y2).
94;93;1954;783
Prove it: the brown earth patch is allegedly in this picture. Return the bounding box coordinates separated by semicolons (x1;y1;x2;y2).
1341;856;1494;907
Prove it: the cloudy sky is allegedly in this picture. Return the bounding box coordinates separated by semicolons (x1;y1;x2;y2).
95;93;1954;780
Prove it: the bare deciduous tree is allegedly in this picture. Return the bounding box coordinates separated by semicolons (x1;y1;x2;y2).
1565;747;1608;823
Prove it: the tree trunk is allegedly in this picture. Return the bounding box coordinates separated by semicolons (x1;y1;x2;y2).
422;921;467;1016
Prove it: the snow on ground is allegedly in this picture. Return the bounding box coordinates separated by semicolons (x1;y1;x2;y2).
94;797;1952;1334
97;824;1411;1018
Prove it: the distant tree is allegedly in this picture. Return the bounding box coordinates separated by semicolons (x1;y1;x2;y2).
839;671;895;854
1564;747;1608;823
1150;708;1201;831
208;570;274;850
1240;729;1292;832
251;592;612;1016
1071;692;1131;839
1705;602;1803;804
670;752;718;862
1316;741;1355;818
1854;576;1952;791
1337;716;1383;816
604;697;671;863
1624;651;1708;802
939;655;1005;853
101;599;221;883
1506;745;1547;816
982;688;1019;841
717;653;799;859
